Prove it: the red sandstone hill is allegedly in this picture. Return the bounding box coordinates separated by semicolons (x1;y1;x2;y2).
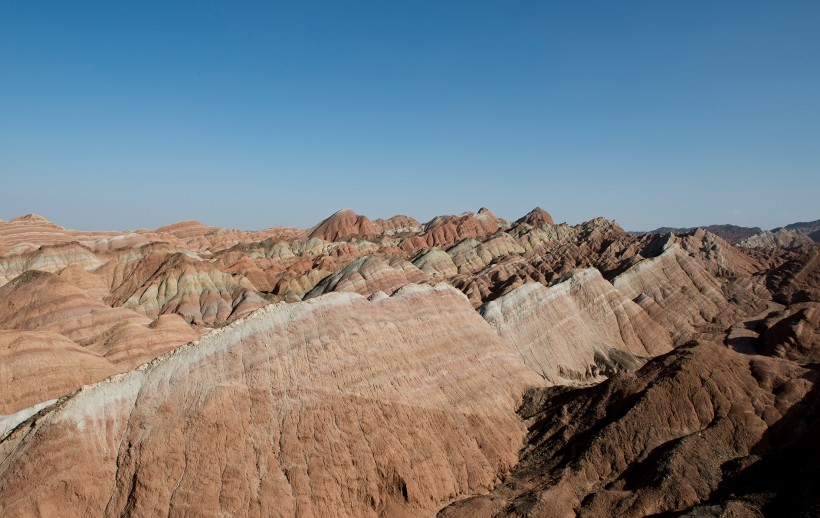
307;208;379;241
516;207;555;227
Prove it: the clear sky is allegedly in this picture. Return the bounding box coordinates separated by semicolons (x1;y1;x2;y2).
1;1;818;231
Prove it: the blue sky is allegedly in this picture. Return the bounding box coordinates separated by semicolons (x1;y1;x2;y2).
1;1;818;231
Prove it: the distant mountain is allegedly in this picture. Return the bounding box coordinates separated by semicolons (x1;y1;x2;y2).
636;224;761;244
782;219;820;243
784;219;820;233
738;228;816;250
738;219;820;248
635;220;820;245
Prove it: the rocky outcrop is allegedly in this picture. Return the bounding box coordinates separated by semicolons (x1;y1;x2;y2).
0;270;199;402
784;219;820;239
412;248;458;279
647;228;765;278
449;234;525;275
87;313;200;368
153;220;303;253
402;209;505;251
56;263;110;300
154;219;217;239
0;214;72;253
767;246;820;304
0;214;158;255
0;209;817;517
643;224;763;244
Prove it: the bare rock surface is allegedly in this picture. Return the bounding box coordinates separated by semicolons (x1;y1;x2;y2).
372;215;422;235
0;270;152;344
658;228;765;278
613;245;763;343
412;248;459;279
757;303;820;361
308;208;379;241
0;242;103;287
153;219;217;239
440;341;820;517
56;263;110;299
767;246;820;304
0;330;121;414
480;269;672;385
403;209;505;251
0;284;545;517
641;224;762;244
104;252;268;326
739;228;817;249
306;256;429;299
516;207;555;227
0;270;199;398
0;209;817;517
0;214;111;254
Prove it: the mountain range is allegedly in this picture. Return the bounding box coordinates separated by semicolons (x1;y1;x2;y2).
0;207;817;517
638;219;820;245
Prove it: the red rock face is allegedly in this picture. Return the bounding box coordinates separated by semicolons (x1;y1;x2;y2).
516;207;555;227
0;270;150;343
0;207;817;516
0;286;545;517
153;219;217;239
397;209;506;252
308;208;380;241
0;330;121;413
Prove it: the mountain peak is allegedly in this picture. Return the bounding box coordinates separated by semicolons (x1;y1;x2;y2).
516;207;555;226
308;208;378;241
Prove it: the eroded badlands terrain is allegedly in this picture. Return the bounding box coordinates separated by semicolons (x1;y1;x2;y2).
0;209;817;517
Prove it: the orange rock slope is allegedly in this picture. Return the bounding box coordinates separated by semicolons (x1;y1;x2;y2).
0;285;544;517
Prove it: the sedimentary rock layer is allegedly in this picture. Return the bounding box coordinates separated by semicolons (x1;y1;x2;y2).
613;245;763;343
480;268;672;385
308;208;379;241
0;330;121;413
0;284;545;517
